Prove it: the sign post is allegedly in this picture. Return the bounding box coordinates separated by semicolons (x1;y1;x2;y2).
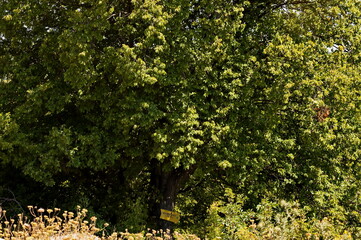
160;209;180;224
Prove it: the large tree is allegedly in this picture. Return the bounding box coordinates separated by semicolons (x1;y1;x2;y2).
1;0;360;229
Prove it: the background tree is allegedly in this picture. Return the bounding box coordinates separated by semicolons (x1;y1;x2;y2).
1;0;360;230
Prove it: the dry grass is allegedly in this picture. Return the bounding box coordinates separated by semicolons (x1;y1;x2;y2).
0;206;200;240
0;205;104;240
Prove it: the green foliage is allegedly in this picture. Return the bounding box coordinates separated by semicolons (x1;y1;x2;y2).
121;197;149;232
203;188;255;240
202;191;358;240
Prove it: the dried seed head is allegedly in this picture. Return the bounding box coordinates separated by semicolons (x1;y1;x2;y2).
37;208;45;213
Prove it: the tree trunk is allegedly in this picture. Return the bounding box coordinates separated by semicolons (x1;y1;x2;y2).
150;161;195;230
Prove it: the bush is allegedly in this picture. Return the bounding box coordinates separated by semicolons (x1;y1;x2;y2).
202;189;358;239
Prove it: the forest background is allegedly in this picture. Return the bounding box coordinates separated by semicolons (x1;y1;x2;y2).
0;0;360;238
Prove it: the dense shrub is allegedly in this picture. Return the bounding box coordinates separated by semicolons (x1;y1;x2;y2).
202;190;359;239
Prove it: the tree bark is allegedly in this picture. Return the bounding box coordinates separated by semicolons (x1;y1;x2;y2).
150;161;196;230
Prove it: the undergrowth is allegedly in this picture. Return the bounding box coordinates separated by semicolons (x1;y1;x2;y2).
0;205;199;240
0;198;360;239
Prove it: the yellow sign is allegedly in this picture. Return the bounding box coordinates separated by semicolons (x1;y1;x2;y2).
160;209;180;223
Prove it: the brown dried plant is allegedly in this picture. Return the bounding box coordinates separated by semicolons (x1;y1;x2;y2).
0;206;200;240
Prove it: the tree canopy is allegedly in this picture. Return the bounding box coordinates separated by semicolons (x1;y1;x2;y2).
1;0;360;231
